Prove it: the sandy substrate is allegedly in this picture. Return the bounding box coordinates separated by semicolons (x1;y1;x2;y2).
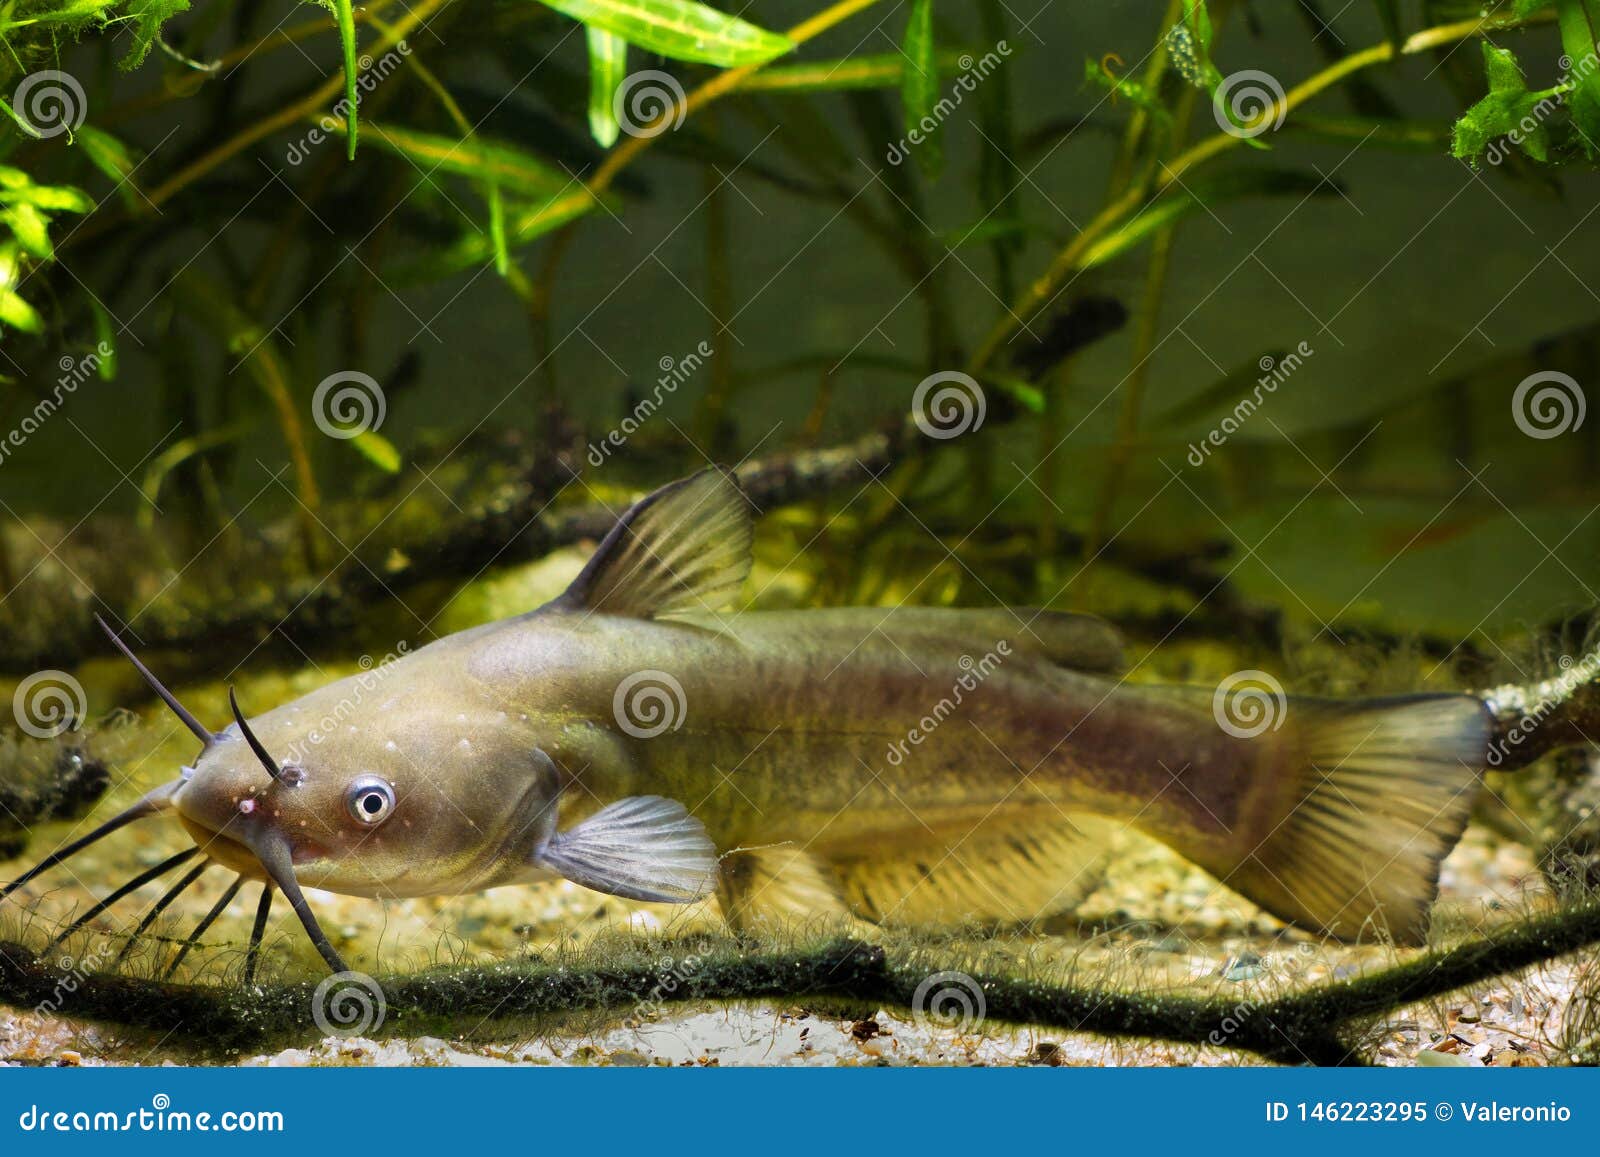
1;801;1583;1067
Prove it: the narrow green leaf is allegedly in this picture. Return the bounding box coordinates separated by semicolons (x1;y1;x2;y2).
1555;0;1600;156
0;98;43;140
2;205;53;260
535;0;793;67
333;0;360;159
985;373;1045;414
139;423;247;521
91;302;118;380
586;25;628;147
488;183;509;276
1081;169;1342;269
75;126;146;210
350;429;403;473
0;184;93;213
389;190;601;280
900;0;941;176
325;118;576;198
741;51;972;92
0;289;42;333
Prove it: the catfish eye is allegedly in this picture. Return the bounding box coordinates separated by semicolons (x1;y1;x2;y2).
345;775;395;825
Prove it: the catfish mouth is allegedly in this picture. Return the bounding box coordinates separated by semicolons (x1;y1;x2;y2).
1;618;354;978
174;812;330;876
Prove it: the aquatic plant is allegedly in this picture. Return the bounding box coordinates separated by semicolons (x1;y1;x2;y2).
3;1;1600;1067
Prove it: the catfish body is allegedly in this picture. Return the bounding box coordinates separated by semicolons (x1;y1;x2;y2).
1;469;1498;973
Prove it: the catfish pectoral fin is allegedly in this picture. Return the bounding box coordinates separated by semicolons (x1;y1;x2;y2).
536;796;719;903
1187;694;1491;946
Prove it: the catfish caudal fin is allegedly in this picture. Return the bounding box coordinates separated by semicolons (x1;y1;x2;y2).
1224;694;1490;946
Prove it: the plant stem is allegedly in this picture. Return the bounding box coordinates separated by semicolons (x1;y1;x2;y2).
966;10;1552;377
139;0;452;211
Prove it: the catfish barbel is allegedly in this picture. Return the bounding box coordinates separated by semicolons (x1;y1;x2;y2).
1;468;1578;975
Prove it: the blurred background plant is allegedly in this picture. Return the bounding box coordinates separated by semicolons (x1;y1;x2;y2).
3;1;1600;1063
0;0;1596;723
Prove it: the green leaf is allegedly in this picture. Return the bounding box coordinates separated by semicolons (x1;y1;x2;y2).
741;52;974;92
586;25;628;147
900;0;941;176
120;0;192;70
1555;0;1600;156
1450;42;1560;163
2;205;53;259
1083;57;1170;122
327;119;576;198
0;97;42;140
985;373;1045;414
389;190;601;280
0;289;42;333
349;428;402;473
1081;169;1343;269
331;0;361;159
0;184;93;213
75;127;146;210
535;0;793;67
91;302;118;380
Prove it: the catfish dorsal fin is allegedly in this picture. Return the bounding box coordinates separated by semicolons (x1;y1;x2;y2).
551;467;753;618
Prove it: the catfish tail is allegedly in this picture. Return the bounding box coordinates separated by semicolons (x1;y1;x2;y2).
1209;695;1491;945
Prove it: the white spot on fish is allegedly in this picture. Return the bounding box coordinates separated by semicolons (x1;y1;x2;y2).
385;740;399;752
238;798;256;815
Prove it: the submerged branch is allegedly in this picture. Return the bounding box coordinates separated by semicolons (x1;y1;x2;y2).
4;895;1598;1063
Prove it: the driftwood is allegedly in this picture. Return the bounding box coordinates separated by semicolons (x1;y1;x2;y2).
0;295;1130;676
2;894;1597;1064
